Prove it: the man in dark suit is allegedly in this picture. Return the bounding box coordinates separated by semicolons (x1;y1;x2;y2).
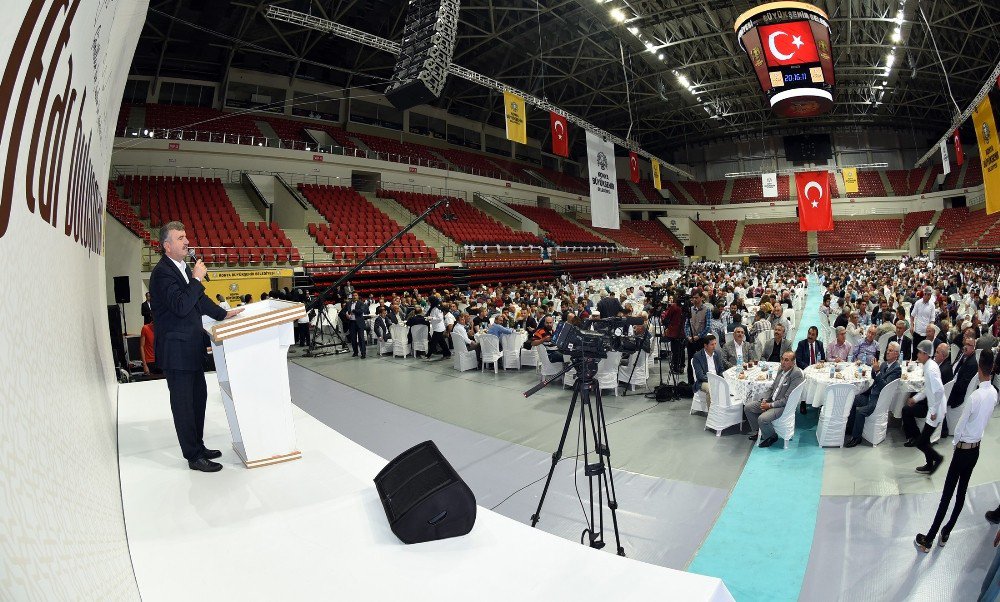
942;337;980;436
934;342;954;386
795;326;826;369
149;222;242;473
886;321;913;361
340;291;369;357
141;292;153;325
692;334;725;405
596;291;623;319
845;342;903;446
373;306;391;344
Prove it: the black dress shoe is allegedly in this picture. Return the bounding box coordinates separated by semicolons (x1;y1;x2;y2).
904;438;917;447
352;353;358;357
914;533;932;553
927;458;944;475
844;437;861;448
759;435;779;448
986;507;1000;524
800;400;808;415
188;458;222;472
939;528;950;547
748;433;759;442
915;464;932;474
203;449;222;460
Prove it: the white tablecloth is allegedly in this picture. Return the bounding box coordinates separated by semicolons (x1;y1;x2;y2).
804;362;874;407
724;362;778;404
891;360;926;418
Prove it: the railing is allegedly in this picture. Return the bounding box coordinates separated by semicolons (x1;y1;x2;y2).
380;181;468;201
113;164;232;182
140;244;442;269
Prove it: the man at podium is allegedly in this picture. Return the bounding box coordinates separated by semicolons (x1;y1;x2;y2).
150;222;244;472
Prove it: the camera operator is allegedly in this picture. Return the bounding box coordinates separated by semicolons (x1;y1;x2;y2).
685;290;712;384
531;315;563;363
662;294;686;376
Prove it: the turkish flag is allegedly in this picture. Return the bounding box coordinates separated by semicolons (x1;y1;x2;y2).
628;151;640;183
758;21;819;67
550;112;569;157
795;171;833;231
953;130;964;166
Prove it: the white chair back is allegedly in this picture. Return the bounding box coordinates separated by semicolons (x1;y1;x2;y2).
410;324;429;356
861;378;901;446
537;345;564;381
705;372;743;436
618;351;649;391
772;382;805;447
595;352;622;395
816;383;858;447
690;358;709;415
501;333;522;370
782;308;796;330
877;332;893;359
390;324;410;358
478;334;502;373
450;333;478;372
846;332;861;348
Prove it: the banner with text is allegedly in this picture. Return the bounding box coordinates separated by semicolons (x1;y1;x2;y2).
586;131;620;229
761;172;778;198
652;159;662;190
503;91;527;144
972;90;1000;214
842;167;858;193
941;139;951;176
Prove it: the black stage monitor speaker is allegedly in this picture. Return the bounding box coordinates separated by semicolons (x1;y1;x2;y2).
384;0;460;110
114;276;131;304
107;305;126;368
374;440;476;544
684;245;695;257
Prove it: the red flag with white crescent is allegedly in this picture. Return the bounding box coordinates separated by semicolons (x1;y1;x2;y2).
758;21;819;67
628;151;640;183
795;171;833;231
550;112;569;157
953;130;964;167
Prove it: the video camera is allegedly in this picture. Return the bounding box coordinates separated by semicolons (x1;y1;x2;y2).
553;317;647;360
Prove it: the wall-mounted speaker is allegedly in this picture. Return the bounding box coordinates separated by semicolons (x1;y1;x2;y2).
113;276;131;305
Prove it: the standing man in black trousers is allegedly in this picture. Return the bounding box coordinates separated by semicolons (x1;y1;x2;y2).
341;291;369;358
149;222;243;473
915;350;997;552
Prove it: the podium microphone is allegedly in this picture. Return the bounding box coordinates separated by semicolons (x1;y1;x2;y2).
187;248;210;281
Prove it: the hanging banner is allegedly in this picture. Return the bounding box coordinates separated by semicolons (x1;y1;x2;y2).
842;167;858;193
972;90;1000;214
953;130;964;167
549;111;569;157
628;151;640;184
941;140;951;176
586;131;620;229
503;91;527;144
652;159;662;190
795;171;833;231
761;172;778;198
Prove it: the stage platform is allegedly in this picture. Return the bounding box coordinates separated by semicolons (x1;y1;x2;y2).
118;377;734;601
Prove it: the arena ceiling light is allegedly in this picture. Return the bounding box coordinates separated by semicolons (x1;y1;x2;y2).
609;8;626;23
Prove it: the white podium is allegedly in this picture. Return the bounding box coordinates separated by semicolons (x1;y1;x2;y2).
204;299;307;468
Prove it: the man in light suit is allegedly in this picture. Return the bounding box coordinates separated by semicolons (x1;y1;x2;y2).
692;334;725;407
760;324;793;363
744;351;803;447
721;325;757;370
845;341;903;447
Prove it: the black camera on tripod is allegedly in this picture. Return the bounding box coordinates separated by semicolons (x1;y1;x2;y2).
552;317;647;360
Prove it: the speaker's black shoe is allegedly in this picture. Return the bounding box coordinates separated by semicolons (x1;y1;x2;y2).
188;458;222;472
844;437;861;448
749;433;759;442
203;449;222;460
986;507;1000;524
800;400;808;415
904;438;917;447
939;528;951;547
914;533;932;553
759;435;779;448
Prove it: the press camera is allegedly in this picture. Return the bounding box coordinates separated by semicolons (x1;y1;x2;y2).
552;317;647;359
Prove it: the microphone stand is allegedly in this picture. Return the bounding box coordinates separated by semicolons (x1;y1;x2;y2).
305;197;450;357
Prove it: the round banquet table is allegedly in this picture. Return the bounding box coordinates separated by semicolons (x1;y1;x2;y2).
723;362;778;405
891;360;926;418
803;362;875;407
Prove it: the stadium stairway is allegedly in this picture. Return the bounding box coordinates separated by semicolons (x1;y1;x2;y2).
807;231;818;254
877;171;892;195
916;168;935;193
722;179;734;204
284;190;335;263
254;120;280;140
367;194;454;256
729;222;746;254
566;213;617;246
223;185;267;223
624;180;646;202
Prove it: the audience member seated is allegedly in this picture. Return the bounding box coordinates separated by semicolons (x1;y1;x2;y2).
744;351;803;447
844;341;902;447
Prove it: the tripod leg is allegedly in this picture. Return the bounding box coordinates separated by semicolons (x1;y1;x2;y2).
530;384;581;528
592;386;626;557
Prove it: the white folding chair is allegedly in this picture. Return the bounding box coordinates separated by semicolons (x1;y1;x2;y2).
725;332;735;346
537;345;564;383
690;358;708;415
390;324;410;358
450;333;478;372
595;352;622;396
409;324;429;358
782;308;796;331
877;332;893;359
618;351;649;392
377;336;394;356
479;334;502;373
501;333;521;370
705;373;743;436
816;383;858;447
772;382;805;448
861;379;901;446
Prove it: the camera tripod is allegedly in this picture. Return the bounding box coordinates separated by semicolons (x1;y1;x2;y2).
523;353;626;556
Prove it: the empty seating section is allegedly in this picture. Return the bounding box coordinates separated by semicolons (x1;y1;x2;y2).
664;181;689;204
942;163;961;190
635;179;663;202
438;148;511;179
846;170;886;197
508;204;609;247
117;105;131;134
703;180;727;204
777;175;790;200
309;268;452;296
381;189;539;246
143;104;263;141
532;167;589;195
121;175;299;264
350;132;443;165
901;211;934;242
260;116;313;143
620;220;683;255
679;181;706;204
828;174;840;198
579;218;657;255
921;165;942;193
298;185;436;263
617;180;642;204
935;208;1000;250
816;219;903;253
739;222;808;255
107;182;150;243
887;169;924;196
963;158;983;187
730;177;764;203
696;220;737;252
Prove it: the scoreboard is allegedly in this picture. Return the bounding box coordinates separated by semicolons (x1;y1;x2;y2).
734;2;835;118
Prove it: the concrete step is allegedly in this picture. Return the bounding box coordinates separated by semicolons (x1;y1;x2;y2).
730;221;746;254
722;178;734;204
224;184;266;223
255;120;279;140
625;179;648;202
878;170;893;195
365;194;455;256
807;231;818;254
285;228;335;264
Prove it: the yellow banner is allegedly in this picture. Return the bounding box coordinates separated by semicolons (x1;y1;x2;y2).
652;159;662;190
203;269;294;307
503;91;527;145
842;167;858;193
973;93;1000;214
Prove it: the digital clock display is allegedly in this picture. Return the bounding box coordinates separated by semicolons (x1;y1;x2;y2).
783;72;809;83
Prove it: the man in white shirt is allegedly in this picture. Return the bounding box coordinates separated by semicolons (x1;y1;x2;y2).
452;313;480;360
910;286;937;352
915;350;997;552
905;340;947;475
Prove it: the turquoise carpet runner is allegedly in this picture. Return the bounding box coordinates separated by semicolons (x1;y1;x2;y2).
688;273;825;602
